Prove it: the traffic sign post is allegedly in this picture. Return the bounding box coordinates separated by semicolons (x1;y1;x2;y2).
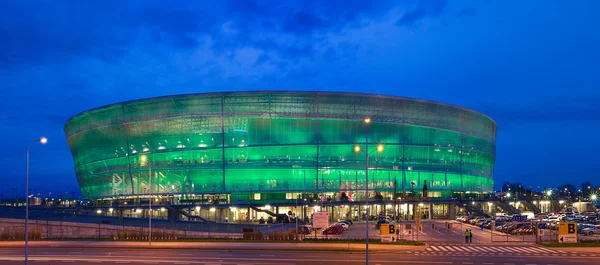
558;222;577;243
404;223;412;241
312;212;329;229
380;224;396;243
512;215;527;222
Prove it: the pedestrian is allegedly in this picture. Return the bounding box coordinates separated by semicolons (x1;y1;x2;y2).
465;229;469;243
469;229;473;243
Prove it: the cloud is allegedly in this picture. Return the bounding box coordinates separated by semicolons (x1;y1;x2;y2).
396;9;428;26
0;0;404;72
395;0;447;27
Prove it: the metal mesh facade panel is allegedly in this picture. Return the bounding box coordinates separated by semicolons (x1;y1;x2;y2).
64;91;496;199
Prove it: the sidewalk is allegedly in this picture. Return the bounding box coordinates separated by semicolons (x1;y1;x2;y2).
550;247;600;253
541;246;600;253
0;241;426;252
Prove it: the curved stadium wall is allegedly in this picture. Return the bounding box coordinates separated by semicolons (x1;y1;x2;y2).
64;91;496;202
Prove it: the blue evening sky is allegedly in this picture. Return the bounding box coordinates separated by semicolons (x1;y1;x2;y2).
1;1;598;197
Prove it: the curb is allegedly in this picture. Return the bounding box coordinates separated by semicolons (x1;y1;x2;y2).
0;241;427;252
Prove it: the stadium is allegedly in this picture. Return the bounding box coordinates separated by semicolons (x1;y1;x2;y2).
64;91;496;222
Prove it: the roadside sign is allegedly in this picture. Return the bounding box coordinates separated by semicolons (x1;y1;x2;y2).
558;222;577;235
381;234;395;243
381;224;396;235
312;212;329;229
558;222;577;243
559;235;577;243
512;215;527;222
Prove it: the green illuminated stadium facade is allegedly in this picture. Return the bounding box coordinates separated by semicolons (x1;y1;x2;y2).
64;91;496;206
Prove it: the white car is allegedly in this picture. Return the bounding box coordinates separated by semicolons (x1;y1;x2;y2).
337;222;349;230
581;227;600;235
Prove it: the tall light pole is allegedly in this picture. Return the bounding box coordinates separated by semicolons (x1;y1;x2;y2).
296;193;299;242
363;117;371;265
26;137;47;265
355;117;384;265
141;155;151;248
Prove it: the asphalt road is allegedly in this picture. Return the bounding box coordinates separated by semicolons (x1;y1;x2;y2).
0;248;598;265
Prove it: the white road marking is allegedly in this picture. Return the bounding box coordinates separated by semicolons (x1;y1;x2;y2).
439;246;451;251
518;248;537;254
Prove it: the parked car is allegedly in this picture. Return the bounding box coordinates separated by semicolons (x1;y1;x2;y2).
322;224;343;235
375;218;395;229
337;222;349;231
338;219;353;226
581;226;600;236
296;225;313;235
338;219;353;225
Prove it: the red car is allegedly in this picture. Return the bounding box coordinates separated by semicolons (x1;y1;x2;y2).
322;224;343;235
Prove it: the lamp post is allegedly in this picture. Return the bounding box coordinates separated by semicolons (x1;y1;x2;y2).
140;155;152;248
364;117;370;265
295;193;299;241
25;137;47;265
355;117;384;265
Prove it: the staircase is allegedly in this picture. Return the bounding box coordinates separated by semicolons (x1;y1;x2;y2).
463;204;490;217
520;200;541;214
250;206;276;217
492;201;521;215
165;204;209;222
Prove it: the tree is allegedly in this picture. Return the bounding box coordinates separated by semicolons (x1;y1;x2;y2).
581;181;593;196
557;184;576;199
501;182;524;195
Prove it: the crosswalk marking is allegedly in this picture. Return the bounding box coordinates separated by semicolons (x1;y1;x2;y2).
517;247;535;253
473;247;487;252
423;245;562;256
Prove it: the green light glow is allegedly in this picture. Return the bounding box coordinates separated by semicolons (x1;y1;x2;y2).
64;92;496;199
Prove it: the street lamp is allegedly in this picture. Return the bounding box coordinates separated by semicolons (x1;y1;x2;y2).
355;117;384;265
591;194;597;201
25;137;47;265
140;154;152;247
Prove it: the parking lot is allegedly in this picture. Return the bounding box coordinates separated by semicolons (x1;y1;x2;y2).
456;211;600;243
295;219;489;244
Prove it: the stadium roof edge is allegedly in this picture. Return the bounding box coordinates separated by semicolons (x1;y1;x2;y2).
64;90;497;128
